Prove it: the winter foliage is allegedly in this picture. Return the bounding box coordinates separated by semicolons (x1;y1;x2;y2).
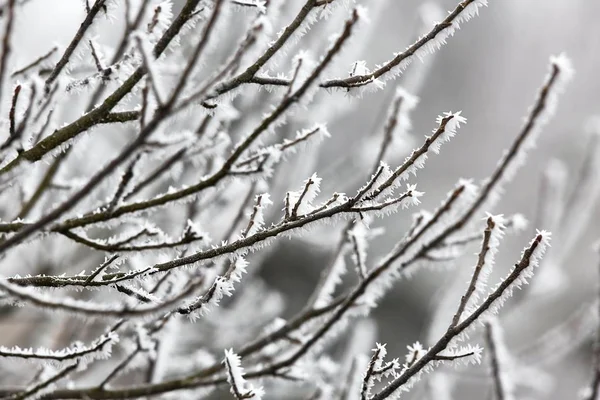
0;0;597;399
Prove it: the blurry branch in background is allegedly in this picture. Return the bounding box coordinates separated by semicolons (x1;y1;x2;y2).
484;319;515;400
524;120;600;297
582;252;600;400
0;0;595;399
0;0;15;107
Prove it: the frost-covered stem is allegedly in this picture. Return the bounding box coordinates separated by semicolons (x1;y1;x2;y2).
0;0;203;175
351;190;414;212
484;320;513;400
235;126;322;168
291;177;316;220
408;57;569;264
0;333;114;362
115;284;154;303
360;346;383;400
364;114;455;201
10;0;145;220
176;277;219;315
85;255;120;284
29;7;358;233
371;233;547;400
226;211;498;388
470;63;560;211
106;228;155;246
179;256;247;317
314;0;338;6
232;0;265;8
239;305;376;381
9;361;80;400
84;0;151;113
0;0;15;106
3;177;415;288
203;0;317;101
354;165;386;203
224;349;262;400
432;352;476;362
101;111;142;124
383;184;467;268
13;302;341;399
0;112;159;253
173;300;345;388
225;357;245;399
224;9;359;170
320;0;486;89
239;310;369;382
0;2;229;251
43;0;107;94
242;193;268;237
248;75;290;86
306;193;341;216
457;233;547;330
222;183;257;241
307;91;410;305
451;217;495;327
146;2;163;33
5;7;353;236
0;276;203;318
8;191;395;288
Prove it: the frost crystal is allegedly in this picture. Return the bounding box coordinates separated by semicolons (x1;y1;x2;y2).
224;349;265;400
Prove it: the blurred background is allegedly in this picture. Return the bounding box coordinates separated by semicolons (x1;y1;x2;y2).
3;0;600;398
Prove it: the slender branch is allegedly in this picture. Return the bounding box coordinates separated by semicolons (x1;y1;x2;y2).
43;0;108;94
372;233;547;400
11;46;58;77
320;0;486;89
8;361;80;400
0;0;15;106
451;217;495;327
58;228;204;253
